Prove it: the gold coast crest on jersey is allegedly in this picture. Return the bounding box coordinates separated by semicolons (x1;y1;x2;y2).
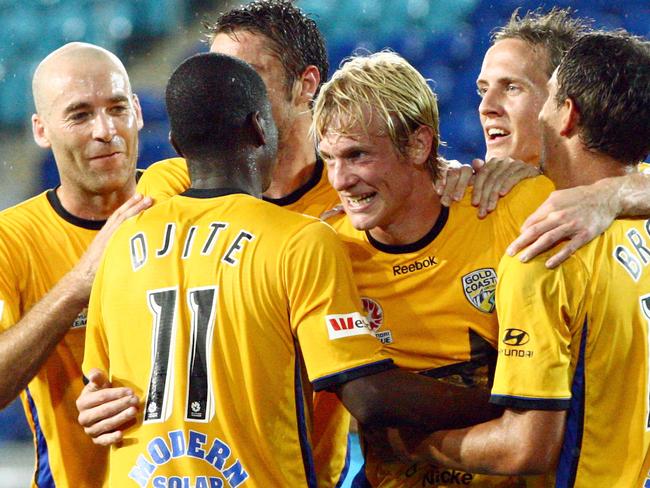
462;268;497;313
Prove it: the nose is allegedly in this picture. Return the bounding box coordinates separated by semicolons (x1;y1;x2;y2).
327;159;358;192
92;111;117;142
478;87;503;118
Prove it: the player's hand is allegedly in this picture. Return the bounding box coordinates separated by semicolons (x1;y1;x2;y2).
471;157;540;218
435;159;473;207
76;368;140;446
71;193;152;295
507;182;619;268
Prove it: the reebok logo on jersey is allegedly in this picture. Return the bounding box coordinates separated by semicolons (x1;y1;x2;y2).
393;255;437;276
326;312;371;340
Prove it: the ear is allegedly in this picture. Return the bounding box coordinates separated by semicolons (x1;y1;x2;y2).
408;125;435;167
293;65;320;106
32;113;51;149
249;111;267;147
169;131;183;157
132;93;144;131
559;97;580;137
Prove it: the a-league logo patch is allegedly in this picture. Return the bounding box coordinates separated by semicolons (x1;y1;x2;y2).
461;268;497;313
362;297;383;331
361;297;393;344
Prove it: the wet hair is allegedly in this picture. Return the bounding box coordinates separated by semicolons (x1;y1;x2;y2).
166;52;270;161
492;7;592;77
555;31;650;164
205;0;328;97
312;51;441;180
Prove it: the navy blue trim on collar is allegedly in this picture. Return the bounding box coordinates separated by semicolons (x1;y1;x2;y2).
46;189;106;230
263;157;324;207
366;205;449;254
180;188;250;199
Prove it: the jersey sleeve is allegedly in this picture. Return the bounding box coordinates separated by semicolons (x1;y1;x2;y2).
490;252;588;410
283;221;394;391
82;249;110;377
136;158;190;204
0;225;24;332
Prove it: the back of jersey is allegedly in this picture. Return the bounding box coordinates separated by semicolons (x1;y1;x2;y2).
84;189;382;488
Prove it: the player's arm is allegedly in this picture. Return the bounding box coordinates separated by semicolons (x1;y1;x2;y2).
508;171;650;268
378;408;565;475
0;194;151;409
333;368;503;431
436;157;539;216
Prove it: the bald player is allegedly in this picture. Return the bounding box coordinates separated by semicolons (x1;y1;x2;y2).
0;43;150;486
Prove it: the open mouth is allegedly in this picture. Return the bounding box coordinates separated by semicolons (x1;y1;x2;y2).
346;192;376;209
486;128;510;141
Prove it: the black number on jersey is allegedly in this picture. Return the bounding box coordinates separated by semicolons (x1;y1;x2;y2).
145;286;217;423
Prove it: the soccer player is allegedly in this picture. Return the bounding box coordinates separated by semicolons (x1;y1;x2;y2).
472;8;650;267
380;31;650;487
313;51;553;487
77;2;351;486
0;43;151;486
83;52;500;487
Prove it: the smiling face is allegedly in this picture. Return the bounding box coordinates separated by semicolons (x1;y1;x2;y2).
32;52;142;196
477;38;550;165
318;112;424;237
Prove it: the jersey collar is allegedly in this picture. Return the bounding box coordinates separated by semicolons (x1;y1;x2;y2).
366;205;449;254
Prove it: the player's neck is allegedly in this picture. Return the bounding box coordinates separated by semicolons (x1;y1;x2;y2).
263;117;317;199
553;144;632;190
369;181;442;247
57;180;136;221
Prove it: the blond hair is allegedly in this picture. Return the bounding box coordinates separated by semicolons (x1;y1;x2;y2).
312;51;441;179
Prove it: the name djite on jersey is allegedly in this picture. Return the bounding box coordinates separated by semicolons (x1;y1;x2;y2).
129;222;255;272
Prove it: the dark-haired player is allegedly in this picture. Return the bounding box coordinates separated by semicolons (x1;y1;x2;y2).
384;31;650;487
83;52;501;487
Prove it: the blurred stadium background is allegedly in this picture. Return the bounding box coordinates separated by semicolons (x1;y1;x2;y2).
0;0;648;486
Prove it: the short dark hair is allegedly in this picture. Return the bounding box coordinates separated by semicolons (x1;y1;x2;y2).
492;7;592;77
205;0;328;95
555;32;650;164
166;52;269;161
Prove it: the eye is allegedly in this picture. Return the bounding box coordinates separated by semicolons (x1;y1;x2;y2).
109;104;129;115
506;83;521;94
476;86;487;98
68;111;90;122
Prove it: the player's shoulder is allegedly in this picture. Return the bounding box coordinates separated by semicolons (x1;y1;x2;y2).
501;174;554;205
142;157;187;176
0;191;52;232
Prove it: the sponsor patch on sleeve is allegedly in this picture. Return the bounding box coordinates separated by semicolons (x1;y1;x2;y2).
326;312;372;340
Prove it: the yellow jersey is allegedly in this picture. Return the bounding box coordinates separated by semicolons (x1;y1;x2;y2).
136;156;348;487
0;190;108;487
83;188;392;488
137;157;340;217
329;176;554;487
493;218;650;487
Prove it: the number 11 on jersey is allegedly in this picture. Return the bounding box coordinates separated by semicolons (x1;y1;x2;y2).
144;286;218;424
